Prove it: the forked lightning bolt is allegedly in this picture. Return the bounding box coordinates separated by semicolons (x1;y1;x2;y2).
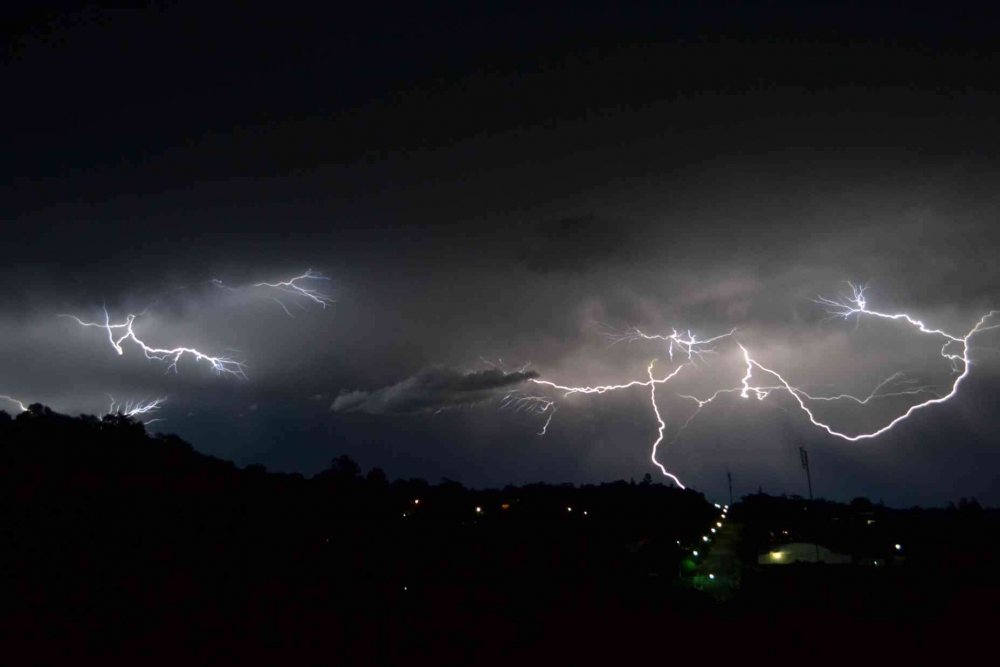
62;270;334;378
525;283;998;486
251;269;335;317
62;308;248;378
733;283;1000;441
528;329;735;487
105;395;167;425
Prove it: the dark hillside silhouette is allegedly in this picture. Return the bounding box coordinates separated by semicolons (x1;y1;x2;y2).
2;406;997;662
1;405;723;663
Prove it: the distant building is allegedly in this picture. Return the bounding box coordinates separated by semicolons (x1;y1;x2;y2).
758;542;852;565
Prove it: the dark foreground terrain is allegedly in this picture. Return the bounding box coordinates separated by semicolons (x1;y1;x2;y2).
2;406;996;663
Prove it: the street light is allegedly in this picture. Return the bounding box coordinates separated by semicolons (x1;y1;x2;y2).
717;522;722;527
895;544;901;550
709;574;715;580
703;536;709;542
693;551;698;557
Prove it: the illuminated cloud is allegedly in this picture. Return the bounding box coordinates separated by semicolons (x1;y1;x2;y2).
332;367;539;415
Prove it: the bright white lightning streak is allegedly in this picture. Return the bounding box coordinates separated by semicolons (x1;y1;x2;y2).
525;286;998;484
647;360;686;489
106;395;166;417
105;395;167;425
604;326;738;363
62;308;248;379
527;328;735;485
734;284;1000;441
253;269;335;315
1;395;28;412
500;392;558;435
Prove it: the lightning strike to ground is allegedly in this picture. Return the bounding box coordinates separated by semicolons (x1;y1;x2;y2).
1;395;28;412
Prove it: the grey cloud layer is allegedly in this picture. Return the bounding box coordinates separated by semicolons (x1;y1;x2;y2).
331;367;540;415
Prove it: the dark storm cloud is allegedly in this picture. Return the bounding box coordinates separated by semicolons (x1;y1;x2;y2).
4;4;1000;505
331;367;539;415
519;215;627;274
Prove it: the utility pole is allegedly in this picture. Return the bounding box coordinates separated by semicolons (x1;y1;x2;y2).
727;470;733;507
799;447;820;563
799;447;813;500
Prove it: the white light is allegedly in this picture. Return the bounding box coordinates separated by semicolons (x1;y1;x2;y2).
703;536;709;542
711;528;716;533
693;551;698;556
717;522;722;527
709;574;715;580
771;552;783;560
414;499;420;505
567;507;572;512
475;506;482;513
583;511;588;516
404;586;408;591
714;503;721;508
895;544;901;550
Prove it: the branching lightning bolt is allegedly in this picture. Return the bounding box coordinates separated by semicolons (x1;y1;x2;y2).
62;308;248;378
522;283;998;486
105;394;167;425
528;329;733;486
253;269;335;316
733;284;1000;441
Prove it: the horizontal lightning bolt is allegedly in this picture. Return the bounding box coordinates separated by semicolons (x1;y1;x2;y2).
62;308;247;378
522;285;997;486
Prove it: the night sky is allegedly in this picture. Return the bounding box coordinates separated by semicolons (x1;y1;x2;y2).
4;2;1000;506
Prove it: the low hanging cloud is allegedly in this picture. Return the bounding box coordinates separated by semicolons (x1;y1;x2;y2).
331;367;540;415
